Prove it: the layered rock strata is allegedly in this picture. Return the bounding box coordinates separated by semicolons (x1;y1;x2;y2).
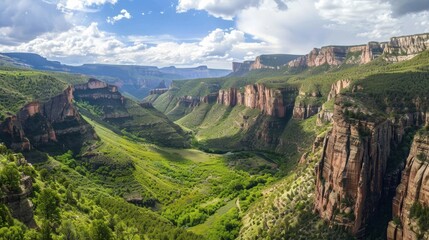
387;131;429;240
216;84;297;118
0;86;95;152
314;97;428;236
288;33;429;68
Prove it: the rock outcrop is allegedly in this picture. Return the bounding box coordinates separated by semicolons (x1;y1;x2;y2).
0;86;95;153
232;54;302;75
387;130;429;240
292;103;321;120
216;84;297;118
288;33;429;68
327;79;352;101
5;175;36;228
232;61;254;74
74;78;129;120
149;88;169;95
314;96;428;237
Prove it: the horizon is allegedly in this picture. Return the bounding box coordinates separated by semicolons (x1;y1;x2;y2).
0;0;428;69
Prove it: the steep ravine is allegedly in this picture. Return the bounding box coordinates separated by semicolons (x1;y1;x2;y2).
387;129;429;240
314;96;428;238
0;86;95;153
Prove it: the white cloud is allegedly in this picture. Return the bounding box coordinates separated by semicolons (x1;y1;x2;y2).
107;9;132;24
176;0;264;20
0;24;267;68
0;0;70;45
57;0;118;11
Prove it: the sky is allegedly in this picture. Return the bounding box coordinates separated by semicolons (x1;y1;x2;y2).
0;0;428;69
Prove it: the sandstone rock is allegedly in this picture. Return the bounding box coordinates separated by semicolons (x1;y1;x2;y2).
292;103;321;120
328;79;352;101
216;84;297;118
387;132;429;240
314;96;427;236
288;33;429;68
4;175;36;228
0;86;95;153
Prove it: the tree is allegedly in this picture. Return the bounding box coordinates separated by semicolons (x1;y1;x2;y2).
58;220;77;240
0;225;25;240
90;219;113;240
1;163;21;193
37;189;61;240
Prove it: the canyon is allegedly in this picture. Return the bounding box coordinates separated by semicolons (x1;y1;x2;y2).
387;130;429;240
314;94;429;237
288;33;429;68
0;86;95;153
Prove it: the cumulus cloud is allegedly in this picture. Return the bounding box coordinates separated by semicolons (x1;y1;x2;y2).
0;24;267;68
233;0;429;54
315;0;400;39
57;0;118;11
176;0;265;20
107;9;132;24
0;0;70;45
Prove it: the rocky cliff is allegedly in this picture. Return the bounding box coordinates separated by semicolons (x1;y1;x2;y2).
314;96;428;237
387;130;429;240
5;175;36;228
232;54;301;75
0;86;95;153
74;78;129;120
74;78;190;148
288;33;429;68
216;84;297;118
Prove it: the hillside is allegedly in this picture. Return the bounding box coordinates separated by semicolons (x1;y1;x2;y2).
0;53;231;100
1;32;429;240
143;32;429;239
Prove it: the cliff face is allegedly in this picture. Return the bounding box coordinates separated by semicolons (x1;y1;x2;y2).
383;34;429;62
232;61;254;74
387;131;429;240
0;86;95;153
288;33;429;68
74;78;129;120
292;103;321;120
314;97;427;236
5;175;36;228
75;78;190;148
216;84;297;118
232;54;302;75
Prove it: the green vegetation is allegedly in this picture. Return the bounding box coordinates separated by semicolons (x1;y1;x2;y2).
410;202;429;232
0;67;88;118
80;116;277;239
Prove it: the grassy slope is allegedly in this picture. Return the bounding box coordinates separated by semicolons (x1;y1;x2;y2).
82;116;278;238
0;67;88;117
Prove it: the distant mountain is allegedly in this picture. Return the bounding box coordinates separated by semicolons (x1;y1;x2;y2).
0;52;231;99
231;54;302;76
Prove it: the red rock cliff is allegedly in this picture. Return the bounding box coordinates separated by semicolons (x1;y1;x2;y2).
314;97;427;236
0;86;95;152
387;130;429;240
216;84;296;118
288;33;429;68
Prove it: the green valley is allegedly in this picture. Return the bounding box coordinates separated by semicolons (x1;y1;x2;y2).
1;31;429;240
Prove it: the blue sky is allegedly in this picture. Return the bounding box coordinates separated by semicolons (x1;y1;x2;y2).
0;0;428;69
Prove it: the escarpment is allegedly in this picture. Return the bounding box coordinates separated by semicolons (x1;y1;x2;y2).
288;33;429;68
74;78;129;120
216;84;297;118
387;130;429;240
74;78;190;148
314;96;428;237
0;86;95;153
232;54;301;75
4;174;36;228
